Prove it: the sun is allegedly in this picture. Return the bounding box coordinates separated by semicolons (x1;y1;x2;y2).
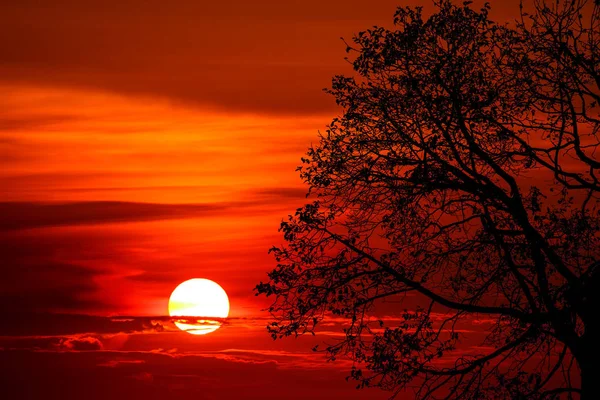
168;278;230;335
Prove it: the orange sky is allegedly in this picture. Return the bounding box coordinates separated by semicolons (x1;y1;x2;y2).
0;84;323;316
0;1;525;398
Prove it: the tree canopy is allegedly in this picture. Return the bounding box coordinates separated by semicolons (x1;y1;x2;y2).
256;1;600;398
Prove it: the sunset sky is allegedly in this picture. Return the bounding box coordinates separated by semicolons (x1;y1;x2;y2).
1;1;522;398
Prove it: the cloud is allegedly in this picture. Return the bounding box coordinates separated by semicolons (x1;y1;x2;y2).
98;359;146;368
59;336;103;351
0;0;404;115
0;347;385;400
0;229;117;314
129;371;153;382
0;188;312;231
0;335;345;370
0;313;169;337
0;201;236;231
0;261;105;314
251;187;307;200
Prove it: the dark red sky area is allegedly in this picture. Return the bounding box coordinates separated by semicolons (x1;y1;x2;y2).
0;1;523;398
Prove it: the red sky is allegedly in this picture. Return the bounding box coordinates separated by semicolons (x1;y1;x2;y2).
0;1;523;398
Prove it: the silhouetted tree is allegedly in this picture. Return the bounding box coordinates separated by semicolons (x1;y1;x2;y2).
256;1;600;398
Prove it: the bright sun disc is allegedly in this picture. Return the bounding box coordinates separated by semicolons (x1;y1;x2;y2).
168;278;230;335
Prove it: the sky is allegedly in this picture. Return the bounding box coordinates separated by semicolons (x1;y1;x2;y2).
0;1;522;399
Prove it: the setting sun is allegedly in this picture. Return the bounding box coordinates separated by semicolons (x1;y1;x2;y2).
168;278;230;335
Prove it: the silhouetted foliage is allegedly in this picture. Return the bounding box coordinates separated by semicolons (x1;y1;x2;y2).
256;1;600;398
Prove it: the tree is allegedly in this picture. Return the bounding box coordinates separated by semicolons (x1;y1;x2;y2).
256;1;600;398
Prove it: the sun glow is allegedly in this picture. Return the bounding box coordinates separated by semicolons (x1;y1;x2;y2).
168;278;230;335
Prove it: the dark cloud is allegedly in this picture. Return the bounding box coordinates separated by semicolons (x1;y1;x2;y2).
0;311;490;400
251;187;307;200
0;201;234;231
0;192;316;231
0;261;105;314
0;313;168;336
0;1;524;115
59;336;104;351
0;231;115;314
0;348;388;400
0;0;409;115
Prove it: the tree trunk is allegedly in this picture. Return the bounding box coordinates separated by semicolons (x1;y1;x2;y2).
580;360;600;399
579;334;600;399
